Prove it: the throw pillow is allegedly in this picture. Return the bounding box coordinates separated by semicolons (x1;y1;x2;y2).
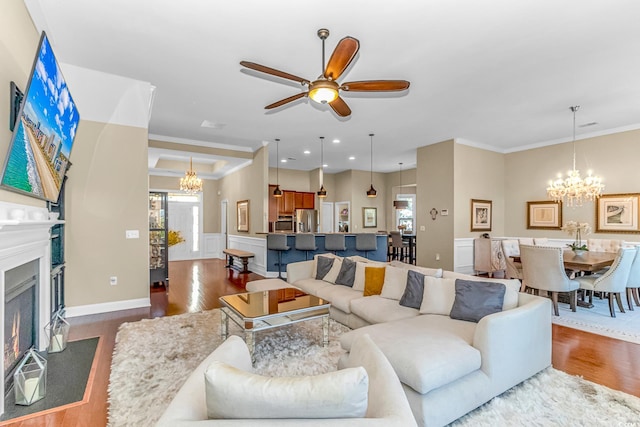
399;270;425;309
443;272;520;310
205;361;369;419
380;266;409;300
335;258;357;287
363;266;386;296
353;260;387;291
323;257;343;284
315;256;335;280
389;261;443;278
449;279;506;323
419;277;456;315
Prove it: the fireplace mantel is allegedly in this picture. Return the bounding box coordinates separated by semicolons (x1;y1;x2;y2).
0;200;62;415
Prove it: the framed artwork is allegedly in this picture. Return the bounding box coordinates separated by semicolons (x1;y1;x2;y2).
237;200;249;232
471;199;492;231
527;201;562;230
596;193;640;233
363;207;377;228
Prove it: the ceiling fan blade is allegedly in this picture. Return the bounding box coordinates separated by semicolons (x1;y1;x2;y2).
324;37;360;81
341;80;411;92
265;92;308;109
329;96;352;117
240;61;309;85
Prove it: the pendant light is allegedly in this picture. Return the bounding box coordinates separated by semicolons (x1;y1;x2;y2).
393;162;408;209
546;106;604;207
317;136;327;198
366;133;377;197
273;138;282;198
180;157;203;194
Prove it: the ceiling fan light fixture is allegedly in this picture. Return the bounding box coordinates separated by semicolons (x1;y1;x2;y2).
309;80;339;104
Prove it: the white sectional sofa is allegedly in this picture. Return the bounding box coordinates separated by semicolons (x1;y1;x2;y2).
280;255;552;427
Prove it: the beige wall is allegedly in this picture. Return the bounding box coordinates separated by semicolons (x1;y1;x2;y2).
149;175;220;233
417;140;455;269
0;0;44;207
65;121;149;307
505;129;640;243
348;170;387;233
219;145;267;236
454;143;505;238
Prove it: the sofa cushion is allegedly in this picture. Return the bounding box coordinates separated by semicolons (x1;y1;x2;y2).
335;257;357;287
443;271;521;310
389;261;443;278
315;256;335;280
364;266;386;296
380;266;409;300
294;278;332;295
350;295;419;324
399;270;425;309
449;279;505;322
340;316;480;394
420;277;456;315
205;361;369;419
316;285;363;314
312;253;341;279
353;260;387;291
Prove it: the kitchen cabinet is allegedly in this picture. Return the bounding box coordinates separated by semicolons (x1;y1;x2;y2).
278;191;295;215
295;192;315;209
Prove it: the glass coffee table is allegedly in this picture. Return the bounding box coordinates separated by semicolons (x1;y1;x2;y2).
219;288;330;362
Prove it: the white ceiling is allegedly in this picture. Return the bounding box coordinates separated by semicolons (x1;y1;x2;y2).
25;0;640;175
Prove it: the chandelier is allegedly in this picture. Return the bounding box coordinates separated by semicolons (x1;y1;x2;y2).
180;157;203;194
546;106;604;208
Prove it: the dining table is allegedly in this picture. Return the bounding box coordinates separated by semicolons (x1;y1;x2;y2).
562;250;616;272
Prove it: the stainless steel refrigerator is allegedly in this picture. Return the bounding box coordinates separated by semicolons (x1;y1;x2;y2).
296;209;318;233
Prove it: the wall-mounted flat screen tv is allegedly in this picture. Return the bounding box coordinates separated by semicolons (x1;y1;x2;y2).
1;32;79;203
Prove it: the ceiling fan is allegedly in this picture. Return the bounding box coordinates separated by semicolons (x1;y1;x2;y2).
240;28;410;117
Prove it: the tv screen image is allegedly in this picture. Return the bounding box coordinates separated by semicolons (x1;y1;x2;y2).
1;32;79;203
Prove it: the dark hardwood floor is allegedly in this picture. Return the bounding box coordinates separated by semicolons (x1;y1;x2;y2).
3;258;639;426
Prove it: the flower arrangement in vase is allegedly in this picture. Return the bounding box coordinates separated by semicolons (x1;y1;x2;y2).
168;230;186;247
562;221;591;255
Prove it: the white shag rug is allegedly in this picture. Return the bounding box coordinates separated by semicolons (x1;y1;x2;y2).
552;294;640;344
108;309;640;427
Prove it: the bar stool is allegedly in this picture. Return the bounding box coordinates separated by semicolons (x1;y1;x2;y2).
295;233;317;260
356;233;378;259
267;234;290;279
324;234;346;256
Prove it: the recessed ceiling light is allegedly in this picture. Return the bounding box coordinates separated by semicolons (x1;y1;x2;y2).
332;139;340;143
303;150;311;154
200;120;226;129
323;164;328;168
349;156;355;160
281;159;287;163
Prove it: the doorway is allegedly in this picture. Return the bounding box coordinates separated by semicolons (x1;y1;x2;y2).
167;192;203;261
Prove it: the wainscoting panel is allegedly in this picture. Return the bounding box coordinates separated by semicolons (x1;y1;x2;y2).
203;233;224;259
454;238;475;275
227;234;267;277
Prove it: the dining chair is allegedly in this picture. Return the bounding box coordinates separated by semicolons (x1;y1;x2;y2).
575;247;636;318
518;238;534;246
389;231;408;262
501;239;523;280
587;239;623;253
625;246;640;311
520;245;580;316
533;238;548;245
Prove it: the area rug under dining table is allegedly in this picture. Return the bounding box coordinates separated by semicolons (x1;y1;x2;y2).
108;309;640;427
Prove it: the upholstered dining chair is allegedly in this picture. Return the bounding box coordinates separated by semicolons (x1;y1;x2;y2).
575;247;636;318
587;239;623;253
520;245;580;316
533;238;548;245
501;239;523;280
518;238;534;246
625;245;640;311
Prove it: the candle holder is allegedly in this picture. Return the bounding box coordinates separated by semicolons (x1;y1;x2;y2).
44;310;70;353
14;348;47;405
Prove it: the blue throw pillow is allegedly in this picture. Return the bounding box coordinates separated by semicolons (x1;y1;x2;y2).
399;270;425;309
315;256;335;280
449;279;505;323
335;258;357;287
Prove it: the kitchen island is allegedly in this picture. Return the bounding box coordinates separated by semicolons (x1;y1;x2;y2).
265;233;387;275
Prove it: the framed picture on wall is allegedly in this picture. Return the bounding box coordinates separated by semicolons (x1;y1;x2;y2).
237;200;249;232
527;201;562;229
470;199;492;231
363;207;377;228
596;193;640;233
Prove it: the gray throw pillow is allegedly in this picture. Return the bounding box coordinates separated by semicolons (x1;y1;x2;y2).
449;279;506;323
399;270;425;309
316;256;335;280
335;258;357;287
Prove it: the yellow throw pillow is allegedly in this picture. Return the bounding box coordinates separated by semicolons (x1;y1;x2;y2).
363;266;386;296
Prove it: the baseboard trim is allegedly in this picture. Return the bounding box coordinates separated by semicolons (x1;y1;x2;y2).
65;297;150;318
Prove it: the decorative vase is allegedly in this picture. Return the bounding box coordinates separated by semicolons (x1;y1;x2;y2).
573;249;586;256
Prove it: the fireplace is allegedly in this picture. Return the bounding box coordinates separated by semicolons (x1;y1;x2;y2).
4;260;39;386
0;201;57;415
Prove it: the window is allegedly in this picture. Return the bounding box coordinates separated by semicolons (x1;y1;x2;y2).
396;194;415;232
